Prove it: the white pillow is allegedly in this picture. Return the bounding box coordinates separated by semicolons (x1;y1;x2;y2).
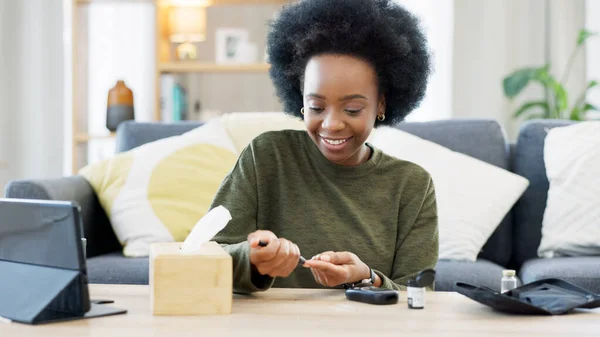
220;112;306;152
368;126;530;262
538;121;600;258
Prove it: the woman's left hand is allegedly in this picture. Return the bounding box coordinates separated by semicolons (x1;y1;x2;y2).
302;251;371;287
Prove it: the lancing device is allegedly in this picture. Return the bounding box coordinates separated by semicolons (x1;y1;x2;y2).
258;240;306;266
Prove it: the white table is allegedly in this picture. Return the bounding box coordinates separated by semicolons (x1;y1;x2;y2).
3;284;599;336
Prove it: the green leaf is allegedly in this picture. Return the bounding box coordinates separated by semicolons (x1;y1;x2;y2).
570;107;583;121
587;80;599;89
583;103;600;120
503;67;547;98
513;101;550;118
577;29;598;46
583;102;599;112
553;82;568;116
572;103;599;121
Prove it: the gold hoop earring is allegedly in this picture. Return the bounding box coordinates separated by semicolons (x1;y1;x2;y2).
301;107;305;115
377;114;385;122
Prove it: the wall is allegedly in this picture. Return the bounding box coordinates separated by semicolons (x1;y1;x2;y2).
396;0;454;122
453;0;546;141
586;0;600;117
81;2;156;165
453;0;586;141
547;0;588;119
0;0;64;192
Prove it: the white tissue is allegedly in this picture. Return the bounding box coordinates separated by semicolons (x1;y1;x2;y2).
179;205;232;254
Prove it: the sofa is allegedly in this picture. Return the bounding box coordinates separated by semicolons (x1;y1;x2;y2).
5;118;600;293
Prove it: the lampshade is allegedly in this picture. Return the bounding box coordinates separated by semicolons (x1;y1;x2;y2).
169;6;207;43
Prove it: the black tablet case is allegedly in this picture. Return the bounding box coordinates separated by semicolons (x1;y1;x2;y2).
455;278;600;315
0;199;126;324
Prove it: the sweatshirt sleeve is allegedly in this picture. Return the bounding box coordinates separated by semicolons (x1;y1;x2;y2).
209;145;275;294
374;175;439;291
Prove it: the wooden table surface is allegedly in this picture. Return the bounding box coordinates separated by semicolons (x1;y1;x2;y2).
3;284;599;336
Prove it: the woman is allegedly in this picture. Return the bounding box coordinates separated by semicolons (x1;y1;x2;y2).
210;0;438;293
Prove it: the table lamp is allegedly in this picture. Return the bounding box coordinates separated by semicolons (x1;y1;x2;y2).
169;5;207;60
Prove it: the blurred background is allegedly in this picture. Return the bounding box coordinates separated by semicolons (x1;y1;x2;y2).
0;0;598;192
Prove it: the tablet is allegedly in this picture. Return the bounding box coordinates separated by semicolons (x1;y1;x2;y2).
0;198;87;273
0;198;124;324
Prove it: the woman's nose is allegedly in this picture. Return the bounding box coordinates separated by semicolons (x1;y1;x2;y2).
321;111;345;131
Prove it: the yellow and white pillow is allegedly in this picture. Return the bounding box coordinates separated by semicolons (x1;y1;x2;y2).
80;112;306;257
79;119;238;257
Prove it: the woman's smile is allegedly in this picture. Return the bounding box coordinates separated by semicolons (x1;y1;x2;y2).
320;135;353;151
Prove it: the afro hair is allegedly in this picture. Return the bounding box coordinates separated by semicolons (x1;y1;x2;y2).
266;0;432;126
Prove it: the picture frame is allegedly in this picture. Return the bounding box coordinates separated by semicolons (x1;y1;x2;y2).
215;28;254;64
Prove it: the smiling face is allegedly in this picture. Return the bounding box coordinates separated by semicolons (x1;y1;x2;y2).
302;54;385;166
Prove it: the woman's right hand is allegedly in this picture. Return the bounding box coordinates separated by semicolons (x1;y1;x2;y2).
248;230;301;278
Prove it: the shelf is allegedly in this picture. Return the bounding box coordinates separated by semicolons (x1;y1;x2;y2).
159;62;270;73
70;0;287;174
75;132;116;143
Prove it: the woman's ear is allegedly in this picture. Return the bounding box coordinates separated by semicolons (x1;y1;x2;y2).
378;94;386;117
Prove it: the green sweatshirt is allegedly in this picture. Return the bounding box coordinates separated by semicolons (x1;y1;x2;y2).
210;130;439;293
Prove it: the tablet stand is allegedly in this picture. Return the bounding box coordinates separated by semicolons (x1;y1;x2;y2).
0;259;126;325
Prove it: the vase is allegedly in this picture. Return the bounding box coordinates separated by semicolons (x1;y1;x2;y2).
106;80;135;132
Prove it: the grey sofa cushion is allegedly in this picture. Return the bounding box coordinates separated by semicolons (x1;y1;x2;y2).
86;253;149;285
86;253;514;292
511;120;574;268
115;121;202;153
398;120;512;267
4;176;121;258
519;257;600;294
434;259;513;292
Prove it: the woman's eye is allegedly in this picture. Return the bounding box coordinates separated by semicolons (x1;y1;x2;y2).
345;108;363;115
309;107;324;113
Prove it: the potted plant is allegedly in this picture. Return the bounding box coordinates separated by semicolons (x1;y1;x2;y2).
503;29;598;121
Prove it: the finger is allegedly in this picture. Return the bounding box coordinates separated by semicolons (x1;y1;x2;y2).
316;263;341;286
320;271;330;286
293;243;302;266
323;252;354;265
248;230;278;248
315;269;327;286
319;268;346;287
311;268;323;285
314;251;335;262
281;243;301;276
261;239;291;276
291;243;301;266
252;237;281;264
303;259;338;273
306;256;326;285
279;254;298;277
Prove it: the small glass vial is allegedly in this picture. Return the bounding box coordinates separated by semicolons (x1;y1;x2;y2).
501;269;517;293
407;280;425;309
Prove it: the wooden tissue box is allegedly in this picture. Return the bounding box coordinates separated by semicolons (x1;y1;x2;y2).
149;241;232;315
